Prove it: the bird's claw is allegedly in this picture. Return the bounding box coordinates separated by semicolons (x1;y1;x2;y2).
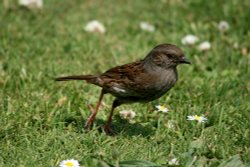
104;125;116;136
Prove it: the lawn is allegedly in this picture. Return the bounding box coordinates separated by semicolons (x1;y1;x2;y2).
0;0;249;166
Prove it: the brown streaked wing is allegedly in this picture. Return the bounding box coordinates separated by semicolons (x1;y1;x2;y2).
100;60;144;81
98;60;147;95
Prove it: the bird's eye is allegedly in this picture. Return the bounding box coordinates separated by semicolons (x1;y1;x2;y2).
167;54;173;58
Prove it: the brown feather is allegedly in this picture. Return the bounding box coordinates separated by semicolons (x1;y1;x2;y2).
55;75;97;84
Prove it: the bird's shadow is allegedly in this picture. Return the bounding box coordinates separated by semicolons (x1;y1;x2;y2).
63;115;155;137
95;116;155;137
67;115;154;137
95;115;155;137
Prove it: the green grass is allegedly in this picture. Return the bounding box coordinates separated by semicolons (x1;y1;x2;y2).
0;0;250;166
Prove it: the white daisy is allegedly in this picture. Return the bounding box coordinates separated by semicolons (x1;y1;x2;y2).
218;21;230;32
168;157;179;166
84;20;106;34
187;115;207;123
198;41;211;51
167;120;175;129
59;159;80;167
119;110;136;120
181;34;199;46
155;105;169;113
140;22;155;32
18;0;43;8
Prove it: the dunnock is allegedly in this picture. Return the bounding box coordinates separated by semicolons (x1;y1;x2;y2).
55;44;191;134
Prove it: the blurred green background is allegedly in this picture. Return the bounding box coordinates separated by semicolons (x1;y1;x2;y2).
0;0;249;166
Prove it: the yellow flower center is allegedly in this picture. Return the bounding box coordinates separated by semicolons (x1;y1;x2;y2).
65;161;74;167
160;106;166;111
194;115;201;121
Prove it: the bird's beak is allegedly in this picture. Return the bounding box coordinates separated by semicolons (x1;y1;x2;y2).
179;57;191;64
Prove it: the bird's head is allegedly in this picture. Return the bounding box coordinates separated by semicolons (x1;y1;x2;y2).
144;44;191;69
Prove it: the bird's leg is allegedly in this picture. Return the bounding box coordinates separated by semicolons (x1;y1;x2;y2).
104;99;120;135
84;90;105;130
87;103;95;114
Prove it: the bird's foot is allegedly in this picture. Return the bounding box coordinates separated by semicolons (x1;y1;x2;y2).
104;125;116;136
84;122;91;132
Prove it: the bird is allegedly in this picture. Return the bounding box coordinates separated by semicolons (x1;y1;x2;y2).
55;44;191;134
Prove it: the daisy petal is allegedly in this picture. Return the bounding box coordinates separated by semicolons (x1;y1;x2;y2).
59;159;80;167
140;22;155;32
119;110;136;120
155;105;169;113
181;34;199;45
187;115;207;123
84;20;106;34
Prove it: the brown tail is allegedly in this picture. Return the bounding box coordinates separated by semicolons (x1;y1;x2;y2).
55;75;97;83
